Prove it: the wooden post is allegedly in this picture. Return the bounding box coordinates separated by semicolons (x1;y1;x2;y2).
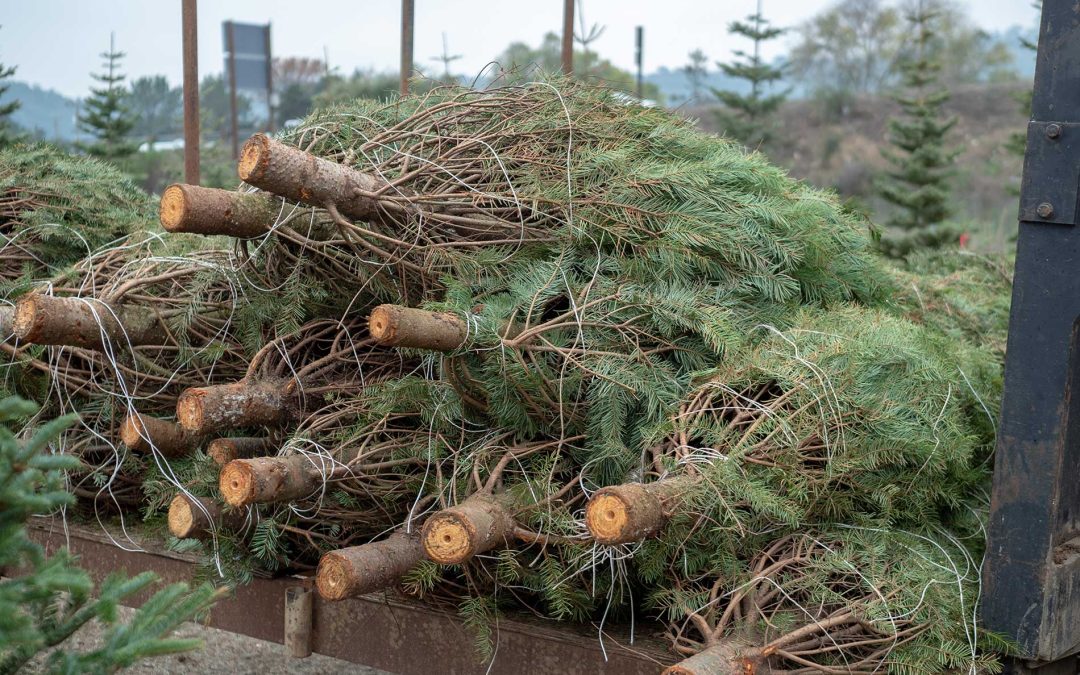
400;0;414;96
226;20;240;160
264;23;274;133
562;0;574;75
181;0;200;185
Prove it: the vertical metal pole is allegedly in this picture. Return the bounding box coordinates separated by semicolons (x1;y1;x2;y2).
400;0;414;96
283;586;312;658
226;20;240;160
982;0;1080;663
635;26;643;99
181;0;200;185
264;23;274;133
561;0;574;75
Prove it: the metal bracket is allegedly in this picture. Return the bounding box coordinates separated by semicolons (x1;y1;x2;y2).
1019;121;1080;225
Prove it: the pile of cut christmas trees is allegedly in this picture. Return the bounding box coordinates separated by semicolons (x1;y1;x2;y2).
1;80;1013;673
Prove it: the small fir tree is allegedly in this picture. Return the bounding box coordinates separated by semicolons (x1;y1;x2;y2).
877;2;959;257
78;34;137;160
711;0;787;148
0;26;21;148
0;396;220;673
682;49;709;104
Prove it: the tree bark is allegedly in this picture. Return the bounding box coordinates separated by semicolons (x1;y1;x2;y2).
120;413;200;458
160;183;277;238
219;455;322;507
421;494;515;564
316;531;425;601
207;436;274;466
176;379;297;435
167;493;246;539
368;304;468;351
585;476;698;545
0;306;12;340
238;133;381;220
663;640;765;675
13;294;168;351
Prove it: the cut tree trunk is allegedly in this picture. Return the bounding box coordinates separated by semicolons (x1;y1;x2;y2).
238;133;380;221
316;531;425;601
218;455;324;507
160;183;277;238
663;640;766;675
176;379;298;435
120;413;200;458
420;494;515;564
207;436;275;466
585;476;698;545
167;494;246;539
368;304;468;351
13;294;168;351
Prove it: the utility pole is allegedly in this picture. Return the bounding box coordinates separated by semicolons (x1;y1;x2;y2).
400;0;414;96
182;0;200;184
635;26;643;99
264;23;274;132
562;0;574;74
226;20;240;159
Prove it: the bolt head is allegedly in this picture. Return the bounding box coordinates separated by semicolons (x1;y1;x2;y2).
1038;202;1055;219
1047;123;1062;139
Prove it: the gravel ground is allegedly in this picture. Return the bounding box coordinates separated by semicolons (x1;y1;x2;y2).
26;605;391;674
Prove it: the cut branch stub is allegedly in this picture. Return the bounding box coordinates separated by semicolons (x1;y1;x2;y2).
13;294;167;351
120;413;199;458
160;183;277;238
421;494;515;564
662;641;762;675
316;531;425;601
168;494;245;539
176;380;296;435
585;476;698;545
219;455;321;507
238;133;380;220
368;304;468;351
207;436;274;466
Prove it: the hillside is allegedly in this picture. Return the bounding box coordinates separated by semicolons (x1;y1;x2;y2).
7;81;78;141
686;81;1029;251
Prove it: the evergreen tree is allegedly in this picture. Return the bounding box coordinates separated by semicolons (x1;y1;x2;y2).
682;49;709;104
711;0;787;147
877;1;959;257
0;396;220;673
78;34;137;160
0;26;21;148
1006;1;1041;195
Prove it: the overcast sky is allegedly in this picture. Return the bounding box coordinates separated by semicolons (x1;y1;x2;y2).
2;0;1040;98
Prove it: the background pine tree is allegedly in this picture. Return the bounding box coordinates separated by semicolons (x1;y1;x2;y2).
0;396;220;673
78;33;137;161
711;0;787;148
876;1;960;257
1006;1;1041;195
0;26;21;148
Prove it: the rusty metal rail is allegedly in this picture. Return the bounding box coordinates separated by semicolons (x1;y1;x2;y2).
19;517;669;674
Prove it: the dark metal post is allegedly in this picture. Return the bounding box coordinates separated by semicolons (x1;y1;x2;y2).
181;0;199;185
634;26;643;99
400;0;413;96
226;20;240;160
561;0;574;75
264;23;274;132
982;0;1080;664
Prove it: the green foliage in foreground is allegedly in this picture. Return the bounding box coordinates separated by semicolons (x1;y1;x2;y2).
0;396;219;674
